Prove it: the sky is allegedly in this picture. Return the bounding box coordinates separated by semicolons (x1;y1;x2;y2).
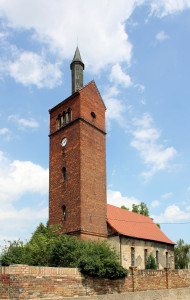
0;0;190;249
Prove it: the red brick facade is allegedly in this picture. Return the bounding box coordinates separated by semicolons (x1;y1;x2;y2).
49;81;107;239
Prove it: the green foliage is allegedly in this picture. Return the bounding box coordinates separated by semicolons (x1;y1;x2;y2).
0;222;128;280
132;202;149;216
0;240;27;266
145;253;158;270
77;240;128;279
174;239;189;269
121;205;129;210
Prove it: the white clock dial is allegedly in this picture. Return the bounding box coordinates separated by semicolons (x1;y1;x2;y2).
61;137;67;147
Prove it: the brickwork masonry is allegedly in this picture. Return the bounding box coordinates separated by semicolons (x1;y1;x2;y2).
0;265;190;299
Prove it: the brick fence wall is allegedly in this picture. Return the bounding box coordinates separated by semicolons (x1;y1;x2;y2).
0;265;190;299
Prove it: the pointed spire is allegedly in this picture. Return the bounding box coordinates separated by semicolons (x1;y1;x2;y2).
71;46;84;65
70;47;85;94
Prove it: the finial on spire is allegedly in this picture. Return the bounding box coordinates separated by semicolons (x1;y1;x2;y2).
70;47;85;94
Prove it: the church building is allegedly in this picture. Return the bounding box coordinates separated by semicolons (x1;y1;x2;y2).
49;47;175;269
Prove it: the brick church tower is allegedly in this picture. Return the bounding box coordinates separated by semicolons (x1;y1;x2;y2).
49;47;107;240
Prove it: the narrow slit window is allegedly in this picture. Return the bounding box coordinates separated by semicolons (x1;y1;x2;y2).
62;167;66;182
62;205;66;221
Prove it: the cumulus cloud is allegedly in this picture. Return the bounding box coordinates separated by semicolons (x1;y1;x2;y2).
130;113;177;180
161;192;173;199
5;51;62;89
110;64;132;88
0;202;48;247
107;189;140;210
156;30;169;42
0;151;49;202
8;115;39;129
150;0;190;17
0;0;142;74
103;86;126;128
152;204;190;223
0;128;8;134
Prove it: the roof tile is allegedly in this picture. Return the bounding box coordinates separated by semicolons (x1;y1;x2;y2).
107;204;175;245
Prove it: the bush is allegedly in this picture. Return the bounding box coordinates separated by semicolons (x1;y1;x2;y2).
145;253;158;270
0;222;128;280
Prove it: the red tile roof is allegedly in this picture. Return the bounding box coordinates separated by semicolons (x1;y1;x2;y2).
107;204;175;245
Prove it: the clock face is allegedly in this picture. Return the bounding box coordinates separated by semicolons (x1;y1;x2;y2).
61;137;67;147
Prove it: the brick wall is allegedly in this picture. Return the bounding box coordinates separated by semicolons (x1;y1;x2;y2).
0;265;190;299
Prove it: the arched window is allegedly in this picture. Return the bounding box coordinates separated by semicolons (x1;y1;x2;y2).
56;115;61;129
62;205;66;221
166;252;168;267
156;250;159;266
63;111;66;126
60;114;64;127
62;167;66;182
91;111;96;119
144;249;148;267
68;108;72;122
131;247;135;267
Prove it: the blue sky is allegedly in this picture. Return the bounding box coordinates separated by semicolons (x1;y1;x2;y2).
0;0;190;249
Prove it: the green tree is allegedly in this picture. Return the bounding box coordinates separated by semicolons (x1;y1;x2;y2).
132;202;149;216
174;239;189;269
0;222;128;280
145;253;158;270
121;205;129;210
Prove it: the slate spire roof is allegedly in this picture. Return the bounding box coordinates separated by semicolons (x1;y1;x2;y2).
107;204;175;245
71;46;84;67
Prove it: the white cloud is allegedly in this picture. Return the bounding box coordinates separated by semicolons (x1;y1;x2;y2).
0;202;48;247
107;189;140;210
151;200;160;208
0;128;8;134
103;86;126;128
8;115;39;129
150;0;190;17
186;206;190;211
0;151;49;202
161;192;173;199
152;204;190;223
18;118;38;128
156;30;169;42
6;51;62;89
110;64;132;88
130;113;177;180
0;0;142;73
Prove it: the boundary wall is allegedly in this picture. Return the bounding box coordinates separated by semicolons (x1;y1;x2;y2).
0;264;190;299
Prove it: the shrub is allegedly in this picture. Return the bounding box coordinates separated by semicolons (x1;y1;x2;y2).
0;222;128;280
145;253;158;270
